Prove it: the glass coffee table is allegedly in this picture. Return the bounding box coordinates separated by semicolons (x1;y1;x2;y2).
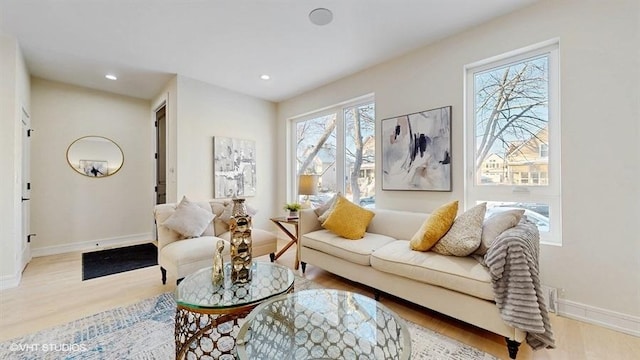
236;289;412;360
174;262;295;360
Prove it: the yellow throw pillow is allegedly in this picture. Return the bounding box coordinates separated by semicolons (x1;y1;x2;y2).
409;200;459;251
322;195;375;240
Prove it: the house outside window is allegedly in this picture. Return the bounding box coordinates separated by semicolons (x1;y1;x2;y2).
540;143;549;158
465;41;561;245
291;97;375;208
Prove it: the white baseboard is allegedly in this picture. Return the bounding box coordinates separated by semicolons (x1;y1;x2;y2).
30;233;154;258
0;272;21;291
558;299;640;337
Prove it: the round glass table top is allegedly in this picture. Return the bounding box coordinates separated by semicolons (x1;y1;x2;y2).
175;262;295;311
237;289;412;360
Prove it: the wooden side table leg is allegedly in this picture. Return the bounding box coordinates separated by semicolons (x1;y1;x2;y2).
294;223;300;270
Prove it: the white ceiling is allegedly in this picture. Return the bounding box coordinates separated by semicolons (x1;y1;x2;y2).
1;0;537;102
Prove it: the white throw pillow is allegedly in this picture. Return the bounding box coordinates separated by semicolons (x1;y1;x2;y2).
317;193;340;224
162;196;214;238
474;209;525;255
432;202;486;256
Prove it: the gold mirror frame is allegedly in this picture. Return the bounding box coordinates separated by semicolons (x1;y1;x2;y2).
66;136;124;178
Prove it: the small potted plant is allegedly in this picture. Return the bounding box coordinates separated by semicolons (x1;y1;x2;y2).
283;202;302;219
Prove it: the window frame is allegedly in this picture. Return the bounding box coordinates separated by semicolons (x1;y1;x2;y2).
289;95;375;203
464;40;561;245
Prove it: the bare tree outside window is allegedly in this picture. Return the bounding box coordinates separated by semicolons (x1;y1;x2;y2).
467;43;560;244
294;101;375;207
296;114;336;176
474;55;549;186
344;103;375;204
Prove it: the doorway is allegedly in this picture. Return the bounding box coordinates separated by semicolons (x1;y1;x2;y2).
20;107;32;270
155;104;167;205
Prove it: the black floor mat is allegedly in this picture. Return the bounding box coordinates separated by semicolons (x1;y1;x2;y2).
82;243;158;280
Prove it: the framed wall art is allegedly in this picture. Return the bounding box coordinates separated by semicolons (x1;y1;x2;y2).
381;106;452;191
213;136;256;198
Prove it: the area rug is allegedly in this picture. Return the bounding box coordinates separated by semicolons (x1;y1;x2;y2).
82;243;158;281
0;277;497;359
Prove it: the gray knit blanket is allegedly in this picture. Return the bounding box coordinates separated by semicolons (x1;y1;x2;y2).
484;218;556;350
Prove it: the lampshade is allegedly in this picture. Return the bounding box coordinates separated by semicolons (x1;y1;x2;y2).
298;175;319;196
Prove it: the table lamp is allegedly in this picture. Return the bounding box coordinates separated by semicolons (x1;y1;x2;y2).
298;174;319;208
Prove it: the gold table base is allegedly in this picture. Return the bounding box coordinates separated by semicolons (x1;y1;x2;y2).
175;304;253;360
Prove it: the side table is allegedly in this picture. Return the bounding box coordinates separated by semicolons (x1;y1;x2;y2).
270;216;300;269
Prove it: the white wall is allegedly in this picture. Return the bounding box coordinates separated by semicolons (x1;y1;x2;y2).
277;0;640;331
30;78;154;255
163;75;277;229
0;34;30;288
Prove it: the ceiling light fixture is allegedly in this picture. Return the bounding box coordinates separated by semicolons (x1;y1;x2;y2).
260;74;271;80
309;8;333;26
105;74;117;80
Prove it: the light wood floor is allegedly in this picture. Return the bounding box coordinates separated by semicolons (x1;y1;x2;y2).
1;242;638;360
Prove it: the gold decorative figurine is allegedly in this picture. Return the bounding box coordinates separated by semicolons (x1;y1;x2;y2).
229;198;253;283
212;239;225;285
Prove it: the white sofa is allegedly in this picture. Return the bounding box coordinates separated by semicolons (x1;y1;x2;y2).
153;199;277;284
298;207;527;359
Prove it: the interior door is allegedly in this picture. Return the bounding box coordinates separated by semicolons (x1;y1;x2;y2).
155;104;167;204
20;108;32;269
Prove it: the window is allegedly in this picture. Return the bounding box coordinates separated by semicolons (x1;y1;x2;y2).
539;143;549;158
465;42;561;245
291;96;375;208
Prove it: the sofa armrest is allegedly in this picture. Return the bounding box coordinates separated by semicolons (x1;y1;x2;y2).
298;208;322;238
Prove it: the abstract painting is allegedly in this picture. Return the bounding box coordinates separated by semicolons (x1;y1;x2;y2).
381;106;451;191
213;137;256;198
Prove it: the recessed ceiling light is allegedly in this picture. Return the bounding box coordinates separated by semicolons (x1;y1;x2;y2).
309;8;333;26
105;74;117;80
260;74;271;80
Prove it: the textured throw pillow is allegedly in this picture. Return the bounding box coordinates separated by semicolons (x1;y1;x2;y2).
321;195;375;240
432;202;486;256
317;193;340;223
314;194;335;217
474;209;525;255
409;200;458;252
162;196;214;238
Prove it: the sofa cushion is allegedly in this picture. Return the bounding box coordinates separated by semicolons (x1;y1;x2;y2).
371;240;494;301
409;201;458;251
432;202;486;256
475;209;525;255
302;230;395;266
366;209;428;241
322;195;375;240
162;196;214;238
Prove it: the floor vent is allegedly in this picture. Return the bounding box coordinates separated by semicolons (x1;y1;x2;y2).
541;285;558;313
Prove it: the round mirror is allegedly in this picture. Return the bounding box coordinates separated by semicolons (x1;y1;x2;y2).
66;136;124;177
